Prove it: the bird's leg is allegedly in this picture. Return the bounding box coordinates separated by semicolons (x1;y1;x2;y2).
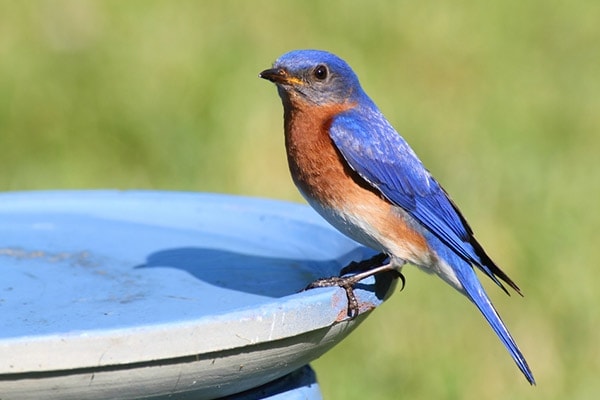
340;252;389;275
305;262;399;319
341;252;406;291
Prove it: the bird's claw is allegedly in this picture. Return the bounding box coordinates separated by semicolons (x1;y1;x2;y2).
394;270;406;291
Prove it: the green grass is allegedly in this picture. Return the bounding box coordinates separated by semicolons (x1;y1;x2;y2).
1;1;598;398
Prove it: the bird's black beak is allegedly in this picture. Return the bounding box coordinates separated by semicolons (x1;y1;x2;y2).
259;68;286;83
259;68;302;85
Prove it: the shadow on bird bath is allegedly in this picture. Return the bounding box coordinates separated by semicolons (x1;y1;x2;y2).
135;246;396;301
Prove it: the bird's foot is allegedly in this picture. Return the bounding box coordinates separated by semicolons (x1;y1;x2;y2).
305;274;366;319
304;255;402;319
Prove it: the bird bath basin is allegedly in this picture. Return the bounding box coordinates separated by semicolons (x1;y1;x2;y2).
0;191;396;399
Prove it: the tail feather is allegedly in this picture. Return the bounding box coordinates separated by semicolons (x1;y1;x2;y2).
428;232;535;384
458;265;536;385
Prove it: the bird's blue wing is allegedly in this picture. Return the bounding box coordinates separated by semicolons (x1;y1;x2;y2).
329;108;513;292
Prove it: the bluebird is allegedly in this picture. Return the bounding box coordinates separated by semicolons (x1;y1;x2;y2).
260;49;534;384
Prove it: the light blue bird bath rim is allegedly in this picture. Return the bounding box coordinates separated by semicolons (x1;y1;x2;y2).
0;191;397;399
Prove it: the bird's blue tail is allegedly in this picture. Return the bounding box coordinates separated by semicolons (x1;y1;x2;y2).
453;258;536;385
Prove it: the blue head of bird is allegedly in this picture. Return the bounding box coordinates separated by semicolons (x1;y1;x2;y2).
260;49;367;107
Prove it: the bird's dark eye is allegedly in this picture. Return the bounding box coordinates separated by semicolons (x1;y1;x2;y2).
313;64;328;80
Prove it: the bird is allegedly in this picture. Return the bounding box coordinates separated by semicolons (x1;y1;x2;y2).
259;49;535;385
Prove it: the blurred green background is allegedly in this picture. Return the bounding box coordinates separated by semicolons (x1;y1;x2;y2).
1;1;598;399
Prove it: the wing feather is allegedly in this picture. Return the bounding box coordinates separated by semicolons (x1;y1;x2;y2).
329;108;520;294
